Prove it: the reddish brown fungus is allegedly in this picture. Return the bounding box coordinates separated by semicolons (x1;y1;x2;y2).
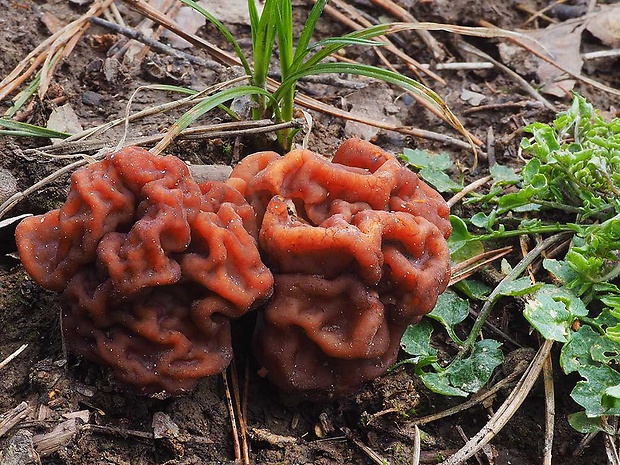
229;138;451;400
16;146;273;394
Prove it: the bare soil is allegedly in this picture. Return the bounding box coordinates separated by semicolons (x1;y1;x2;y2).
1;0;619;464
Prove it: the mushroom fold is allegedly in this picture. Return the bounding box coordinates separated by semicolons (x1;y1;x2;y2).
16;147;273;394
228;138;451;399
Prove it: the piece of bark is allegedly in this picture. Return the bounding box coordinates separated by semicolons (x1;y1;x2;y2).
32;418;80;457
0;402;33;439
0;429;41;465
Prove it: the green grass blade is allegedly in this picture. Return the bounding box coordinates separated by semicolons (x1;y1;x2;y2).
248;0;259;44
179;0;252;77
276;0;294;124
0;118;71;138
293;0;329;63
151;85;277;154
5;74;40;118
274;62;466;137
291;23;395;71
252;0;278;90
276;0;294;76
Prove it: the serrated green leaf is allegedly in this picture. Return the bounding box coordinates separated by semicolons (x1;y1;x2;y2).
418;167;462;193
419;372;469;397
524;285;587;342
571;365;620;417
490;163;521;184
567;412;613;434
542;258;579;286
560;325;599;374
400;319;437;366
427;290;469;344
447;339;504;393
454;279;492;300
496;276;541;298
401;148;453;171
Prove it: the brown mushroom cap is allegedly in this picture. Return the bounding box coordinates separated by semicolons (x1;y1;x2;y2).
16;146;273;394
229;139;451;399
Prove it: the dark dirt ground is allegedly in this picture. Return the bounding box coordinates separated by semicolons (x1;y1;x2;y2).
1;0;620;464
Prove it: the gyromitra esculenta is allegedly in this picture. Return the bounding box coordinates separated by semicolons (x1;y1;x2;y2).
228;139;451;399
15;146;273;394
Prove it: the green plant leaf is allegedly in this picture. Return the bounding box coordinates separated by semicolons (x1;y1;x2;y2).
567;412;612;434
447;215;485;261
560;325;599;374
400;148;453;171
497;276;541;297
454;279;492;300
418;168;463;193
490;163;521;184
0;118;71;139
571;365;620;417
399;319;437;369
542;258;579;286
427;290;469;344
524;285;587;343
419;339;503;397
180;0;252;76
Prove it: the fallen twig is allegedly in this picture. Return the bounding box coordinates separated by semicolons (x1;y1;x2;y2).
440;338;554;465
0;402;34;439
411;359;527;426
542;348;555;465
89;16;220;68
0;344;28;371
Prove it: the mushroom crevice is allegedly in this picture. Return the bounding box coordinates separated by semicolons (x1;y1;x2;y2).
15;146;273;394
228;138;451;399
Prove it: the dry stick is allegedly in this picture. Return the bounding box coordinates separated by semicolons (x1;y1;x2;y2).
0;402;34;439
0;344;28;371
324;0;442;84
449;246;513;287
411;362;526;427
447;175;492;208
120;0;477;152
221;370;242;463
366;0;445;60
542;350;555;465
461;232;572;356
412;425;421;465
458;41;556;111
604;417;620;465
134;0;180;65
0;53;48;102
478;19;620;98
517;2;559;26
583;49;620;60
89;16;218;67
342;427;389;465
229;360;250;465
39;0;115;99
30;119;299;156
440;338;554;465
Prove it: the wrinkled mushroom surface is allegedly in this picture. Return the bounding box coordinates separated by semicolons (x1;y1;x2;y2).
16;147;273;394
229;139;451;399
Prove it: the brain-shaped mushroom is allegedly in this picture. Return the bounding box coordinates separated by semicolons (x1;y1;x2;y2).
228;139;451;399
15;147;273;394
